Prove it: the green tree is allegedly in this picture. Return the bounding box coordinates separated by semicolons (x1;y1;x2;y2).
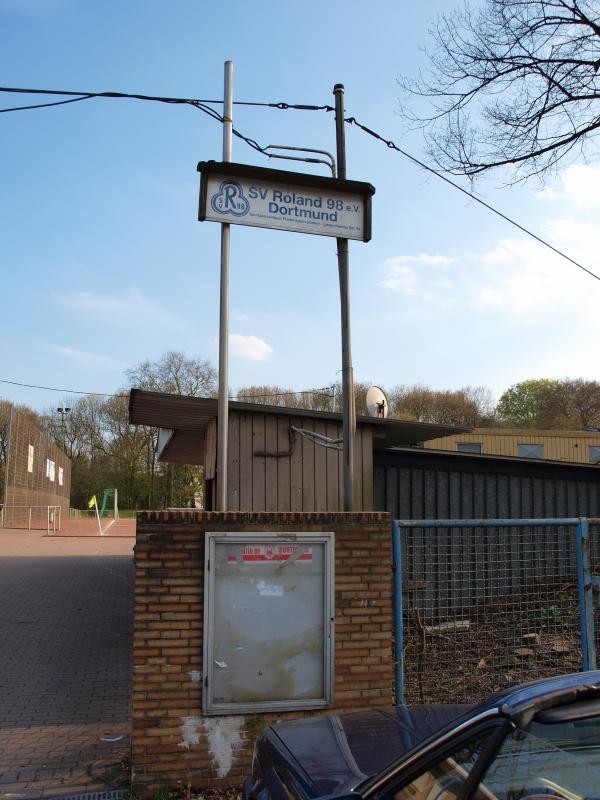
497;379;560;426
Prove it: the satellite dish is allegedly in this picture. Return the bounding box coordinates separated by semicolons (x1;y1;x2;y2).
366;386;388;419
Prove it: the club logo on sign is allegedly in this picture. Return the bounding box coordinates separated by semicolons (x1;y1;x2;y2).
210;180;249;217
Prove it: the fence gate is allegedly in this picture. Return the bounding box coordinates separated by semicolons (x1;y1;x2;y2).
577;517;600;673
393;517;600;706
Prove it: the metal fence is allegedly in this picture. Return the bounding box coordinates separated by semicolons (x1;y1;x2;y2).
393;517;600;706
0;504;62;532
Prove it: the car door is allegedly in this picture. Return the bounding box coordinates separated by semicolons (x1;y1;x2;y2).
371;721;510;800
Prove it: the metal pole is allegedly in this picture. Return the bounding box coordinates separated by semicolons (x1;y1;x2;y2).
333;84;355;511
217;61;233;512
576;517;597;670
2;406;12;527
392;520;405;704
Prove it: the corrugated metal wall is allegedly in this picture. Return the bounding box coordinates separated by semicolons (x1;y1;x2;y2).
374;449;600;519
425;429;600;464
375;449;600;611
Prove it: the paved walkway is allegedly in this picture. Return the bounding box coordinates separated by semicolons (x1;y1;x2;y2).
0;529;135;799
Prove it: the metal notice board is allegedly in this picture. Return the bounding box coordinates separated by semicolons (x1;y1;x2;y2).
198;161;374;242
203;532;334;714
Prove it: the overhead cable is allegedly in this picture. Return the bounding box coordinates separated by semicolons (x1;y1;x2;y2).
0;85;333;112
344;115;600;283
236;386;335;401
0;377;127;397
0;377;335;403
1;85;598;281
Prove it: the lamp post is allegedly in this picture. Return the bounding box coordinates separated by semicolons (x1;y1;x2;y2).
56;407;71;452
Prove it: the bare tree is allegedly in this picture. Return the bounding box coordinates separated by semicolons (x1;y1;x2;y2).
539;378;600;427
390;384;496;426
127;351;217;397
400;0;600;180
236;385;298;407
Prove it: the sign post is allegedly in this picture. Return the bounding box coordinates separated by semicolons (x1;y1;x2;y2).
333;83;355;512
197;80;374;513
217;61;233;512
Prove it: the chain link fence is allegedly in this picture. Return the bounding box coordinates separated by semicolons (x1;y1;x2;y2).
395;519;584;705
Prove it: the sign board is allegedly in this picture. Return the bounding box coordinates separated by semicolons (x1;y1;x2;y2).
198;161;374;242
204;531;334;714
227;544;313;562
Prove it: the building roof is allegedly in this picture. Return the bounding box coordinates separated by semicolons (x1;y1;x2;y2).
380;445;600;475
128;389;469;465
434;427;600;438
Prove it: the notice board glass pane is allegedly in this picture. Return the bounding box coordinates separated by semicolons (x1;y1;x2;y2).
204;532;334;714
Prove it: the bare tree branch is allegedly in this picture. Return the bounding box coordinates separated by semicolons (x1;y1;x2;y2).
399;0;600;180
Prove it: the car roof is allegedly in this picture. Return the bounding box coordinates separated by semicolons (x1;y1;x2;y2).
470;670;600;728
361;671;600;797
264;672;600;799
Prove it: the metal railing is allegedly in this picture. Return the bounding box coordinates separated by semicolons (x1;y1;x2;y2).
0;504;62;533
392;517;600;705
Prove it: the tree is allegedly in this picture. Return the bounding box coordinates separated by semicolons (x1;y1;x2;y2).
235;382;372;415
126;352;218;508
390;384;497;427
400;0;600;180
497;378;560;425
126;351;217;397
539;378;600;427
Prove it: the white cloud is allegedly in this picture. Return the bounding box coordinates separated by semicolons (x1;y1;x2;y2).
536;164;600;208
378;253;455;293
230;334;273;361
378;217;600;325
54;288;188;332
473;216;600;317
49;345;126;371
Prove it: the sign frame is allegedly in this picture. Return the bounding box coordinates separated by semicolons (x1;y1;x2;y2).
197;160;375;242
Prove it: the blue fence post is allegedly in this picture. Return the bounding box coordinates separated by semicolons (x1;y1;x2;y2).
576;517;597;671
392;519;404;704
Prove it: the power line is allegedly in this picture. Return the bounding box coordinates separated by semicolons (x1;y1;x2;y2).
0;378;127;397
2;85;598;281
0;377;335;402
236;386;335;401
0;85;333;113
345;115;600;283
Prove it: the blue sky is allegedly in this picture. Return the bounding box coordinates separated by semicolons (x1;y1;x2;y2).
2;0;599;412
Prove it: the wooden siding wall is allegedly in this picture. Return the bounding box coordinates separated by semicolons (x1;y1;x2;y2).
204;419;216;480
425;429;600;464
213;411;373;512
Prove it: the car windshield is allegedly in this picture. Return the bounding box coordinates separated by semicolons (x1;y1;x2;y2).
480;711;600;800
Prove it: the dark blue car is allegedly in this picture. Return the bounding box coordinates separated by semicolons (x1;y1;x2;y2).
244;671;600;800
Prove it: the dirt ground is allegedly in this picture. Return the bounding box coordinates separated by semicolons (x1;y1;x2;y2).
403;581;582;705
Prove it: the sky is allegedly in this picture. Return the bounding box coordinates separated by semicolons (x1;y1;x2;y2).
1;0;599;413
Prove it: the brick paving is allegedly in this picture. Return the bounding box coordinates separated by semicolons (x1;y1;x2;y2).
0;529;135;799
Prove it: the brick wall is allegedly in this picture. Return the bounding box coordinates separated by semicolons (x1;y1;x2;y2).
133;511;393;795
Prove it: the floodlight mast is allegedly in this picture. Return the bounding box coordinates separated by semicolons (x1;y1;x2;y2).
334;83;355;511
217;61;233;512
